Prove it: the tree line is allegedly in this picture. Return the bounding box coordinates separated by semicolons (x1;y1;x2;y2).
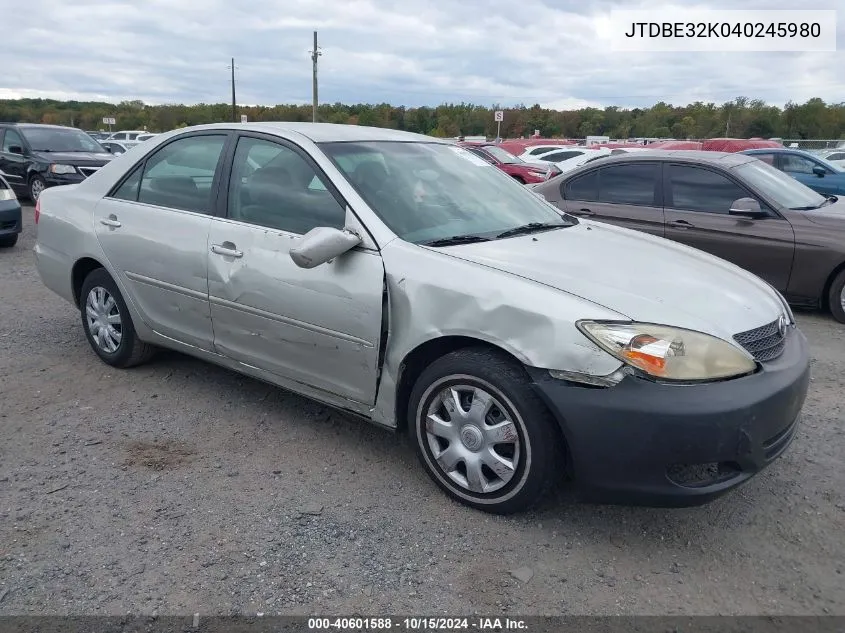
1;96;843;140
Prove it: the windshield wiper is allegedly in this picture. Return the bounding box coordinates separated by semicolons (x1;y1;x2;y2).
420;234;492;247
496;222;568;239
790;204;823;210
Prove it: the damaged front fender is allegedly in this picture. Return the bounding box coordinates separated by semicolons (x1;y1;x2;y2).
370;239;626;428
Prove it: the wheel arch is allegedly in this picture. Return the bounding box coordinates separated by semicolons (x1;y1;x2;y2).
821;259;845;311
71;257;106;308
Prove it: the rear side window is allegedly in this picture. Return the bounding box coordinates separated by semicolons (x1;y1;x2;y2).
598;163;659;206
112;166;143;201
110;135;227;213
667;165;749;214
563;170;598;201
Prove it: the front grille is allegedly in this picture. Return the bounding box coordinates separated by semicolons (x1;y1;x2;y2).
78;167;100;178
733;318;786;362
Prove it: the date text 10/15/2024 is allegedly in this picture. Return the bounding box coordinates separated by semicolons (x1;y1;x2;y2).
308;617;528;630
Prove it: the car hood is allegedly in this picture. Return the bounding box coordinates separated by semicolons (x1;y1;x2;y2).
434;220;784;340
804;197;845;225
31;151;113;165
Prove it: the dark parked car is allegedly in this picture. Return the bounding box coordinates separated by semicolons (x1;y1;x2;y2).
533;150;845;323
0;123;114;201
0;174;22;247
741;148;845;197
457;142;560;184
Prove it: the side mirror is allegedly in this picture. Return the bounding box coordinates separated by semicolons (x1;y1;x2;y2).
103;146;113;153
290;226;362;269
729;197;767;219
812;165;826;177
8;145;23;155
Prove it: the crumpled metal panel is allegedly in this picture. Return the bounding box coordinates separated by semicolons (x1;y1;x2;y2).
370;238;625;427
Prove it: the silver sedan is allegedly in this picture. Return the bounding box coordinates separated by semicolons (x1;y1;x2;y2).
34;123;809;513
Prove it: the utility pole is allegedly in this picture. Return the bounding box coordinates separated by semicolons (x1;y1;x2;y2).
227;58;238;122
310;31;322;123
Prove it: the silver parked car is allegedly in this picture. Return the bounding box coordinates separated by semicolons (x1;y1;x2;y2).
34;123;810;514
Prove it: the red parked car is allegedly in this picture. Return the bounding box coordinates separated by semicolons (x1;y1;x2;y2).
457;142;560;184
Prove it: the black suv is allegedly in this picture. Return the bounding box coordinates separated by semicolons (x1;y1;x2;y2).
0;123;114;201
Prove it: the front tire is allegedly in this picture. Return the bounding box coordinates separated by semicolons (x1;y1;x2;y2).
828;269;845;324
79;268;155;368
408;348;564;514
29;175;46;202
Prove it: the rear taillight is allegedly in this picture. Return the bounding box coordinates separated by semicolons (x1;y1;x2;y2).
35;198;40;224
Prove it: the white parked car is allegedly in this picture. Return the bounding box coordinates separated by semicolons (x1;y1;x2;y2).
818;150;845;168
516;145;580;162
526;147;613;174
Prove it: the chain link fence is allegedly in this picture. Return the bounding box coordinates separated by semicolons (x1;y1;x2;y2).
779;139;845;152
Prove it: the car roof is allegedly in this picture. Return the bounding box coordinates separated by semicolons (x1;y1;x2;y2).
1;123;79;129
569;150;757;167
175;122;446;144
536;150;760;185
742;147;812;155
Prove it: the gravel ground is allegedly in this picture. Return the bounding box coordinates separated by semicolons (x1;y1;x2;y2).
1;205;844;616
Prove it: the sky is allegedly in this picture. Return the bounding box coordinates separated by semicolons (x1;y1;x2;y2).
1;0;843;110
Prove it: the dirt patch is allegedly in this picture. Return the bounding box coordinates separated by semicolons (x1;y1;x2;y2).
123;440;195;471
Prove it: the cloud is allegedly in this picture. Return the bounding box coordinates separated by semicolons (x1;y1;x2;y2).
2;0;843;109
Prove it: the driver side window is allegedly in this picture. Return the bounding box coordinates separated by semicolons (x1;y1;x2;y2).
781;154;822;175
227;137;345;235
2;129;23;153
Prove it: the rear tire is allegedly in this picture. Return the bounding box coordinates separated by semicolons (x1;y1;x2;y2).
828;269;845;324
79;268;155;368
408;347;564;514
0;234;17;248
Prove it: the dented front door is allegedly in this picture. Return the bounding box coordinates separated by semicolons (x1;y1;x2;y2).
206;132;385;405
206;218;385;404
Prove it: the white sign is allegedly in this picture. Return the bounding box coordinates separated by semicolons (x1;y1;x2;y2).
102;117;116;125
494;110;504;122
240;115;248;124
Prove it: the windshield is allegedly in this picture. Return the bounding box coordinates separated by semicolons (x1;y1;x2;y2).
735;159;828;210
480;145;522;164
320;141;571;244
20;127;106;153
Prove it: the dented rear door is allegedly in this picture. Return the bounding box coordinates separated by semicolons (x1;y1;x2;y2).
206;132;385;405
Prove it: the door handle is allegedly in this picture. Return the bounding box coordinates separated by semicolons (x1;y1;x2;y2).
667;219;694;229
572;208;595;217
211;243;243;258
99;215;121;228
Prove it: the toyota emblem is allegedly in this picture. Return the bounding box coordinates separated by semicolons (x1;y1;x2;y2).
777;315;788;337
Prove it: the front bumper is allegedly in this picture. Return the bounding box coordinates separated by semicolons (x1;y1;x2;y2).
0;199;22;236
529;327;811;507
43;172;86;188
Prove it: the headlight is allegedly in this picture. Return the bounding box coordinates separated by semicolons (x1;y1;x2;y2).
577;320;757;382
0;188;15;201
49;164;77;174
